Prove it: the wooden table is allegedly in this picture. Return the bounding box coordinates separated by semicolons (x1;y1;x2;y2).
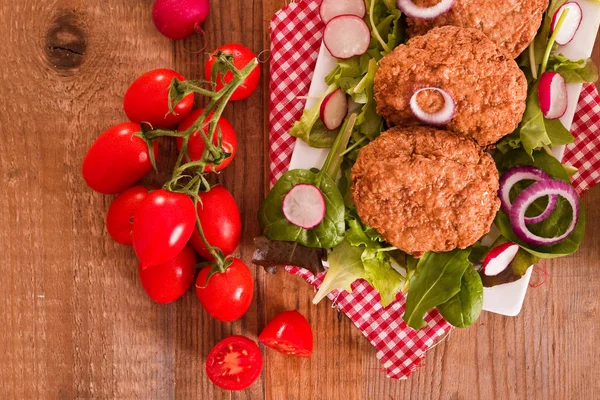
1;1;598;398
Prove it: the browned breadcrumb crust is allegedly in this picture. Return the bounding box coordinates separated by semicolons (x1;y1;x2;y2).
351;126;500;257
406;0;549;58
374;26;528;147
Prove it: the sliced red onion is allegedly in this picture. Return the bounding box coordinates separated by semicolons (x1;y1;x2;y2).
409;87;455;126
509;180;580;246
397;0;454;20
498;166;558;224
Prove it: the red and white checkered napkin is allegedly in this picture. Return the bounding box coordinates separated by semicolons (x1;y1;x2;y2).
269;0;600;380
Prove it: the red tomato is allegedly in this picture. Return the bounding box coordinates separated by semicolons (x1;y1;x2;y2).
138;244;196;304
124;68;194;128
176;108;237;172
258;310;313;357
133;189;197;268
206;335;263;391
106;185;150;245
82;122;157;194
204;44;260;101
190;185;241;260
195;258;253;322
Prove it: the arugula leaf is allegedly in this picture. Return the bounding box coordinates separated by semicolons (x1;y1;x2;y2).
288;84;340;148
403;249;471;329
437;265;483;328
494;148;586;259
515;83;574;157
547;54;599;83
252;236;326;275
312;239;369;304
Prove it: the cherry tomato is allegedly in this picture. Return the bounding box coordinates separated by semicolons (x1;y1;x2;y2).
106;185;150;245
190;185;241;260
258;310;313;357
206;335;263;391
195;258;253;322
176;108;237;172
138;244;196;304
204;44;260;101
124;68;194;128
82;122;157;194
133;189;197;268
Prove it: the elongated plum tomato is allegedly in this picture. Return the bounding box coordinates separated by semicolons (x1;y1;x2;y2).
133;190;197;268
204;44;261;101
124;68;194;128
195;258;253;322
138;244;196;304
259;310;313;357
176;108;237;172
190;185;241;260
106;185;151;245
82;122;157;194
206;335;263;391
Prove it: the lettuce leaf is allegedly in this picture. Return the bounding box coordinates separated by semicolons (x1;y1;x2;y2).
547;54;599;83
437;265;483;328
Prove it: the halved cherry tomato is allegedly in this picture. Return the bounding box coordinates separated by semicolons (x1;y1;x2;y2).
106;185;151;245
138;244;196;304
133;189;196;268
124;68;194;128
176;108;237;172
204;44;260;101
190;185;241;260
82;122;157;194
195;258;253;322
206;335;263;391
258;310;313;357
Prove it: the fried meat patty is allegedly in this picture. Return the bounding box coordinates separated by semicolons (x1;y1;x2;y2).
351;126;500;256
406;0;548;58
374;26;527;147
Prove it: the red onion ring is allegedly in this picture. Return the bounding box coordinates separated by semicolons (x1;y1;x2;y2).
397;0;454;20
509;180;580;246
498;166;558;224
409;87;455;126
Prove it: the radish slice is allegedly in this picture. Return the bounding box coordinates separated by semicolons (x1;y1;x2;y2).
320;0;366;24
397;0;454;20
498;166;558;224
482;242;520;276
323;15;370;59
538;72;568;120
320;89;348;130
551;2;582;46
282;184;326;230
510;180;580;246
409;87;456;126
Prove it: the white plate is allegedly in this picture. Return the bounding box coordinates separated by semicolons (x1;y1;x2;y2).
289;0;600;317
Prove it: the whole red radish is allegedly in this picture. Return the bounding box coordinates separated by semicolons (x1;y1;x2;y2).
82;122;157;194
259;310;313;357
196;258;254;322
190;185;241;260
124;69;194;128
152;0;210;40
205;44;260;101
133;190;197;268
138;244;196;304
106;185;151;245
176;108;238;172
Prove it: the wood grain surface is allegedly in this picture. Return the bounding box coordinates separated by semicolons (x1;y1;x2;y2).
0;0;598;399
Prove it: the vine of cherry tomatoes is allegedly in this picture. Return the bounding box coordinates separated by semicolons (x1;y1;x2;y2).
83;43;313;392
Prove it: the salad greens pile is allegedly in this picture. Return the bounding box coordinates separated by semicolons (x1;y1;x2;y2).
257;0;596;330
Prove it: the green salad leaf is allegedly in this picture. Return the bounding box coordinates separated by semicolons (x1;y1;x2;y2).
403;249;471;329
494;148;586;259
437;265;483;328
547;54;599;83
